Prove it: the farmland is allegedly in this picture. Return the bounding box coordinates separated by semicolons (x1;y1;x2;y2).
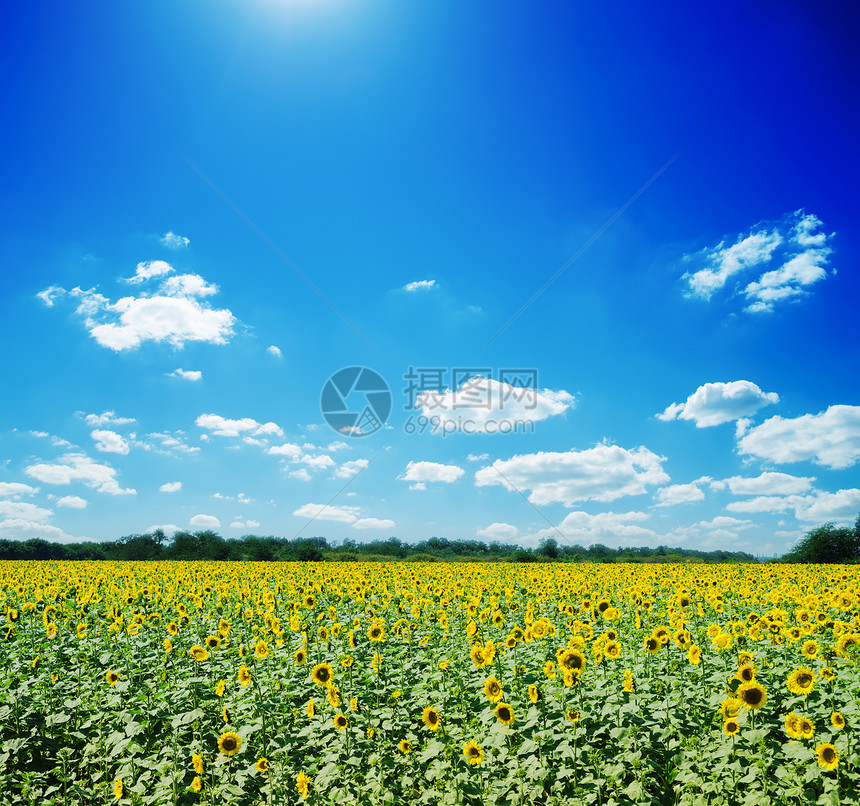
1;561;858;805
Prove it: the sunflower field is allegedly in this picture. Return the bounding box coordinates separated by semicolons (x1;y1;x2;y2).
1;561;859;806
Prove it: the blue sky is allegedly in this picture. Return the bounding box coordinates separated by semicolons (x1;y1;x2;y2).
2;1;858;555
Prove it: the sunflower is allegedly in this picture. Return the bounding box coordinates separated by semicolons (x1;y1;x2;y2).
723;718;740;736
422;706;441;731
303;594;316;609
294;648;307;666
737;681;768;710
558;648;586;674
483;675;504;703
494;702;515;726
528;684;540;704
368;623;385;642
163;638;173;654
215;679;226;697
644;635;661;654
296;770;311;799
238;665;252;687
340;654;354;668
255;757;269;773
801;639;819;659
311;662;334;687
543;660;557;679
350;697;359;712
816;742;839;771
306;699;315;718
205;635;220;650
567;709;580;723
398;739;411;755
113;778;123;800
687;644;702;665
604;640;621;660
787;667;815;696
820;666;835;681
189;645;209;662
784;711;802;739
623;670;635;693
327;684;340;708
831;711;845;729
255;640;270;659
463;740;484;766
191;776;202;792
720;697;742;719
797;716;814;740
333;712;348;730
192;753;204;775
222;705;230;723
734;663;755;683
218;731;242;756
105;670;120;686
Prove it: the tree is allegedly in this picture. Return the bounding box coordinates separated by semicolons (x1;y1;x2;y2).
783;521;860;563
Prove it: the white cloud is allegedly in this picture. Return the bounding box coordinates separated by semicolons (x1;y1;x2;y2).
657;381;779;427
125;260;175;284
467;453;489;462
409;482;426;491
267;345;282;358
654;479;710;507
0;500;54;523
401;460;465;484
474;444;669;506
301;454;336;469
56;495;87;509
477;522;519;541
37;286;65;307
159;481;182;493
82;410;136;427
196;414;283;439
725;488;860;523
230;519;261;529
91;429;130;455
292;503;361;524
140;431;200;456
0;482;39;497
793;489;860;523
327;441;350;452
334;459;370;479
268;443;303;459
168;368;202;381
527;510;660;548
145;523;181;536
417;377;575;434
160;232;190;249
684;230;782;299
289;469;312;481
403;279;437;292
711;471;815;496
0;519;80;543
48;270;237;351
189;514;220;529
682;211;833;312
353;518;396;530
737;405;860;470
25;453;136;495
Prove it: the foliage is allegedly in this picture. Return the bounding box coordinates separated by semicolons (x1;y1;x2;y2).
782;519;860;564
1;560;859;805
0;534;759;565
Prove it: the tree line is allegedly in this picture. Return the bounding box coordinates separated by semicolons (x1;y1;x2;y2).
0;531;756;563
2;515;857;564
